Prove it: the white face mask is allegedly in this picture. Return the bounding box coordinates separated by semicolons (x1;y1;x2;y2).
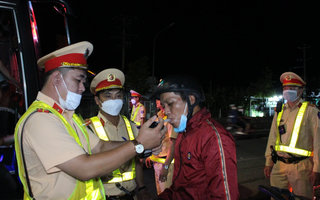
55;74;82;110
131;99;136;105
283;90;299;102
100;99;123;116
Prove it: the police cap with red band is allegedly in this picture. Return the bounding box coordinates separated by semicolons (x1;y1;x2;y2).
37;41;93;73
130;90;141;97
280;72;306;87
90;68;125;95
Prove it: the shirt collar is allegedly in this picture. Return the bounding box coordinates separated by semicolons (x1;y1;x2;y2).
284;98;304;111
36;91;74;116
97;111;122;127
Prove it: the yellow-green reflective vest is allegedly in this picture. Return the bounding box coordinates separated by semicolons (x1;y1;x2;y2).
14;101;105;200
275;101;313;157
89;115;136;183
130;104;142;126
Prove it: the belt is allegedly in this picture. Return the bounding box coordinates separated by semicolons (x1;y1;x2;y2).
277;156;309;164
106;190;135;200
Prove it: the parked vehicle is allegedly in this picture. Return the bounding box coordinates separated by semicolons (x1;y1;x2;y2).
0;0;80;197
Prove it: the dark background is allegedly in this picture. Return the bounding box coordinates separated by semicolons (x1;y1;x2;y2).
37;1;320;89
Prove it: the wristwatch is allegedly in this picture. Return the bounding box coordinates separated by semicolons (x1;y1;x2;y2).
163;164;169;170
131;139;144;154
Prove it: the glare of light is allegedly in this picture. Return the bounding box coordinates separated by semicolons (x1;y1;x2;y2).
28;2;39;42
268;95;282;102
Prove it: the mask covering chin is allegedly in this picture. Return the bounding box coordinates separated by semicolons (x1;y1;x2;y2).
283;90;299;102
55;74;82;110
174;102;188;133
100;99;123;116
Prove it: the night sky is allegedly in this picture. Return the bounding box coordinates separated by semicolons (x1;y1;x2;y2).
63;1;320;89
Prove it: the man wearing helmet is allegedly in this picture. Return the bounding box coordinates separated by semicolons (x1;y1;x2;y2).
151;74;239;200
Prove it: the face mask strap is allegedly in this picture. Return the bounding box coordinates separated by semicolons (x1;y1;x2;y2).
55;86;62;99
60;74;69;92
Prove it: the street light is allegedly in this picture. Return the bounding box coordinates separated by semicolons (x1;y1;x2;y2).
152;22;175;90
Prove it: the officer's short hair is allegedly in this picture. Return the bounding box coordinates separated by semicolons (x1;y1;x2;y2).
43;67;73;85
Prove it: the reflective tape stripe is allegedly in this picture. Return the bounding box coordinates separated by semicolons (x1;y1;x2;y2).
130;104;142;124
276;146;313;157
275;102;313;156
206;119;231;200
290;102;307;148
89;115;136;183
122;116;135;140
149;155;174;164
90;117;108;141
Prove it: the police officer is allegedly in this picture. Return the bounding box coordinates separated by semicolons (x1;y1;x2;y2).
130;90;146;129
14;42;165;199
145;100;177;195
264;72;320;199
88;68;153;200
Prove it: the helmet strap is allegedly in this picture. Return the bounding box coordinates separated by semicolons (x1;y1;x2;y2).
185;91;202;121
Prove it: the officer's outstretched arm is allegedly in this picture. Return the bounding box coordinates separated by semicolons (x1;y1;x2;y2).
56;116;166;181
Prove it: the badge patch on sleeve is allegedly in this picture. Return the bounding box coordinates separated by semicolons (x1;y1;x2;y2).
318;112;320;119
187;152;191;160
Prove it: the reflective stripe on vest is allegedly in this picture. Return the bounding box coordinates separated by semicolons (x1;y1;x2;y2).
90;116;108;141
89;115;136;183
275;102;313;157
130;104;142;126
14;101;105;200
149;155;174;164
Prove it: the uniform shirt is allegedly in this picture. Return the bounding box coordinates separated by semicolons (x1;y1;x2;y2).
265;99;320;172
156;110;178;158
158;108;239;200
95;111;139;195
130;102;146;125
16;92;100;199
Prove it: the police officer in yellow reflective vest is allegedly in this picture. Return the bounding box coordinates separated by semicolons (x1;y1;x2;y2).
14;42;166;200
264;72;320;199
87;68;153;200
145;100;177;195
130;90;146;130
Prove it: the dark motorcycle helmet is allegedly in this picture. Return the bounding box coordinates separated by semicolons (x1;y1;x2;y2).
150;73;205;119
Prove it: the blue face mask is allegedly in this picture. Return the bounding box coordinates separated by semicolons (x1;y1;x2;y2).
174;103;188;133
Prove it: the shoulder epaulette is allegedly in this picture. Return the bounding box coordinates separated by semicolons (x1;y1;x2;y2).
36;108;50;113
84;118;92;126
309;104;316;107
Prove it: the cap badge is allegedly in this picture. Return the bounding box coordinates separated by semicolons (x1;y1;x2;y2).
285;76;292;81
107;73;116;82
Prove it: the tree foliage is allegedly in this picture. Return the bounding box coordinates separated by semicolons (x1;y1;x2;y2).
247;67;275;98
